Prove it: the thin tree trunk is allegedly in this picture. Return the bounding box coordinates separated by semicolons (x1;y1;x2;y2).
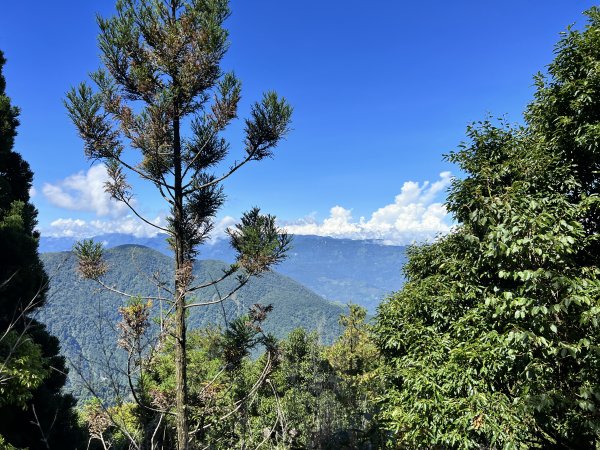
173;112;189;450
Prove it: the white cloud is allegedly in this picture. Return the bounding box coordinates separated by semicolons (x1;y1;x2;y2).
45;215;233;241
42;165;128;217
284;172;453;245
42;170;454;245
47;215;165;238
29;186;37;198
211;216;236;243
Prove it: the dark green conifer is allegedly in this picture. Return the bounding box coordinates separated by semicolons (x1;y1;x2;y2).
0;50;84;450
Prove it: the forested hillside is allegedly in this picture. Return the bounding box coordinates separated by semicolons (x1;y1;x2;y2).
39;245;345;399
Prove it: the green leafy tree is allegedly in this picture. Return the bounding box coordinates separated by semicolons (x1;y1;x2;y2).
325;304;385;447
327;304;379;378
375;11;600;449
250;323;384;449
0;50;84;449
65;1;292;448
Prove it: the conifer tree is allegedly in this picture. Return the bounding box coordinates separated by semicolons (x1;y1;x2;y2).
0;50;84;450
65;1;292;448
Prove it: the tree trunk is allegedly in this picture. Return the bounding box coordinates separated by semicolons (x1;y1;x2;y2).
174;288;188;450
173;113;189;450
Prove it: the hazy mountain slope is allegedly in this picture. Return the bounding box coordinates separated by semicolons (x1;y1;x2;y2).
39;245;345;399
40;234;407;311
276;235;406;311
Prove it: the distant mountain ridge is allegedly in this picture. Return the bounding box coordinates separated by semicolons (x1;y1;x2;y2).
39;245;346;399
40;233;407;311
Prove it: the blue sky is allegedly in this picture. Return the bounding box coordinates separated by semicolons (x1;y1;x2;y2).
0;1;595;243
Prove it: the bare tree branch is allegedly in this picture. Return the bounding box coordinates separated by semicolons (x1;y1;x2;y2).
184;276;249;309
95;279;173;303
182;149;257;194
30;403;54;450
114;154;175;190
187;268;237;293
118;195;170;234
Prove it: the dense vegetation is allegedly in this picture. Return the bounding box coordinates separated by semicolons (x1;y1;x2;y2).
80;305;384;449
375;8;600;449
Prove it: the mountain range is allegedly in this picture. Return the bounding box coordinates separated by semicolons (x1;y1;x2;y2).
40;233;407;312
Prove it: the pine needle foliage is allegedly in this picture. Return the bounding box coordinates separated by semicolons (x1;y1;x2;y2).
65;1;292;448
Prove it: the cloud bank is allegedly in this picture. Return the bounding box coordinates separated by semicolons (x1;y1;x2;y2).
284;172;453;245
46;216;166;238
42;166;453;244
